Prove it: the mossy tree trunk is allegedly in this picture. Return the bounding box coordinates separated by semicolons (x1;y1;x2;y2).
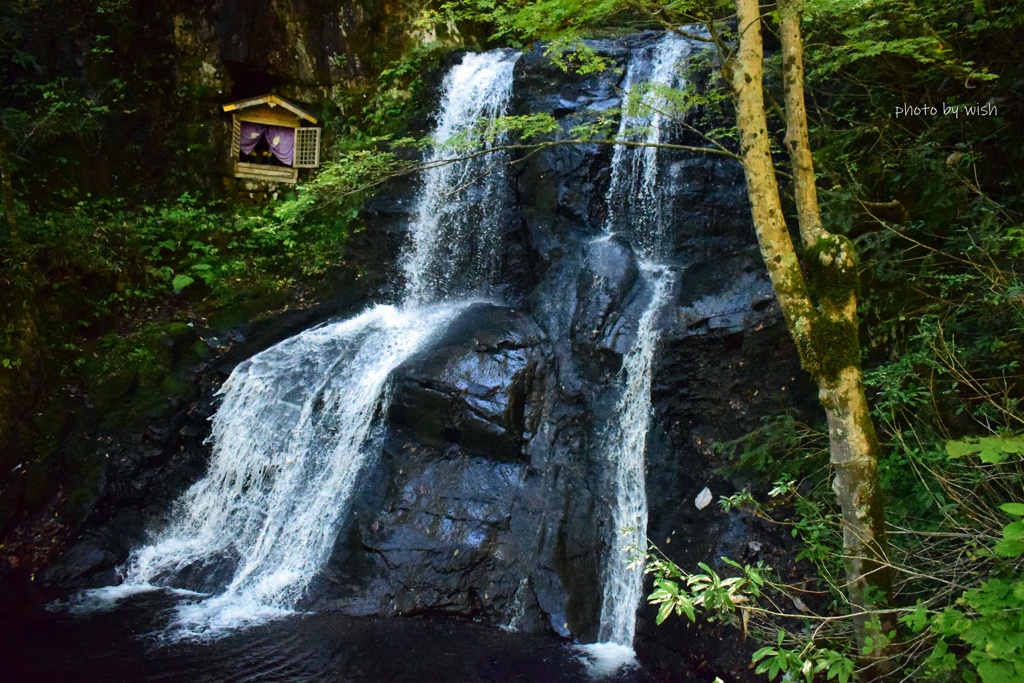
729;0;896;670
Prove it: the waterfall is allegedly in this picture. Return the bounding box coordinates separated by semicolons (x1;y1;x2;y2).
120;304;468;639
592;32;692;654
403;51;520;304
70;49;520;641
604;33;693;260
502;577;530;632
596;266;676;647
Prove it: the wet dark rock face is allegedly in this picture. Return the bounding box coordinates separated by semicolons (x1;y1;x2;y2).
311;302;601;640
389;304;547;461
36;34;814;681
571;237;642;375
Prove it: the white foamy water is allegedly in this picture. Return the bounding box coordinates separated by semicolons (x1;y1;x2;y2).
576;642;640;678
65;50;521;641
605;33;692;259
116;304;469;639
56;583;199;614
594;31;692;655
596;265;676;648
403;49;521;304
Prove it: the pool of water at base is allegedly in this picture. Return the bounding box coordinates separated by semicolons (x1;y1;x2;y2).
1;587;656;683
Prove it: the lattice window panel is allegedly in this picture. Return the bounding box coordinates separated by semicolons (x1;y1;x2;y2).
294;127;321;168
230;117;241;160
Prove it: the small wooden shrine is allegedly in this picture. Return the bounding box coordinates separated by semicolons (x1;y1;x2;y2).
222;95;321;184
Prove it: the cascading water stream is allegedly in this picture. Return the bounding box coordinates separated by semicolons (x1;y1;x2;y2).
595;265;676;648
604;33;693;260
588;32;693;660
67;49;520;641
119;304;468;639
404;51;519;304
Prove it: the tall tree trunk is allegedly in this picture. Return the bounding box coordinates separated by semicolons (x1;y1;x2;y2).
730;0;896;671
778;0;824;250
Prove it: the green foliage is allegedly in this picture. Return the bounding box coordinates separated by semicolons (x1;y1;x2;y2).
649;576;696;624
801;2;1024;672
902;570;1024;683
274;147;400;228
437;0;732;72
171;273;195;293
863;346;934;418
487;113;561;142
717;416;845;577
646;554;766;628
752;630;855;683
993;500;1024;560
803;0;1004;84
0;1;193;201
0;76;108;145
716;412;830;484
646;549;855;683
429;113;561;154
440;0;616;71
0;190;353;378
946;435;1024;465
0;323;22;370
566;116;618;141
364;43;450;135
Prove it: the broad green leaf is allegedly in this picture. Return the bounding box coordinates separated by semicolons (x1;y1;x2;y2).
1000;503;1024;517
171;273;195;292
946;438;980;458
946;436;1024;464
1002;521;1024;542
993;539;1024;558
654;578;680;595
899;602;930;632
655;600;673;625
677;596;696;622
976;660;1015;683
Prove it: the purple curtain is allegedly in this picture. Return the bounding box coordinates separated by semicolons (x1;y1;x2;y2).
239;122;266;155
266;125;295;165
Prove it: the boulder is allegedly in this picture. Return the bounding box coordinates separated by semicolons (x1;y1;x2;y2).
389;304;548;461
312;303;601;638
